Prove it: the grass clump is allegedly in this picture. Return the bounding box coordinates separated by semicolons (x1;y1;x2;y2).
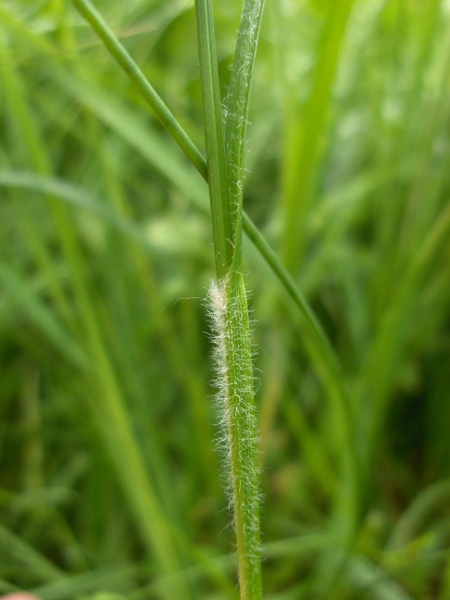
1;1;450;599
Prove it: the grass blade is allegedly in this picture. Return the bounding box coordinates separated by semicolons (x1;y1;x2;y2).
194;0;234;280
70;0;206;178
224;0;266;271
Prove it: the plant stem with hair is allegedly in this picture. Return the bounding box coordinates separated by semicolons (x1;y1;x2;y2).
195;0;265;597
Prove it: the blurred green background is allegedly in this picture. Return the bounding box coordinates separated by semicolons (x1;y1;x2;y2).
1;0;449;598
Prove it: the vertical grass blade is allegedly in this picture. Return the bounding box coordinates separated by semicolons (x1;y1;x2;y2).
194;0;234;280
225;0;266;272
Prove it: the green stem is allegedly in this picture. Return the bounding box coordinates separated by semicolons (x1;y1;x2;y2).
195;1;262;597
209;274;262;600
70;0;206;178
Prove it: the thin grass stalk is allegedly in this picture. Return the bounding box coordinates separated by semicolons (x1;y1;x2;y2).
208;274;262;599
70;0;206;178
195;0;262;597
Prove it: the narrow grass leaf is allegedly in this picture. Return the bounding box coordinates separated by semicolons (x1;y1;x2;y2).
70;0;206;178
225;0;266;271
194;0;233;280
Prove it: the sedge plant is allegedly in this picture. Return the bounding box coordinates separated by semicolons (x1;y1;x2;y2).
195;0;265;596
71;0;267;596
3;0;450;598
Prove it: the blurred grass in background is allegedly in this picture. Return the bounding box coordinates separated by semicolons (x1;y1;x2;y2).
1;0;450;598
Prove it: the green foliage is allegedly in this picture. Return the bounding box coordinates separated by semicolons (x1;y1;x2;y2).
1;0;450;598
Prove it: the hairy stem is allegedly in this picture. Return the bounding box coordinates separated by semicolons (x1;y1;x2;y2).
208;274;262;599
195;0;263;597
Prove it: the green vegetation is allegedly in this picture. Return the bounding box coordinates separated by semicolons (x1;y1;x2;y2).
1;0;450;598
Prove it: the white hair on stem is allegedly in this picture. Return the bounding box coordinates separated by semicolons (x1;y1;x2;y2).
207;275;262;593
